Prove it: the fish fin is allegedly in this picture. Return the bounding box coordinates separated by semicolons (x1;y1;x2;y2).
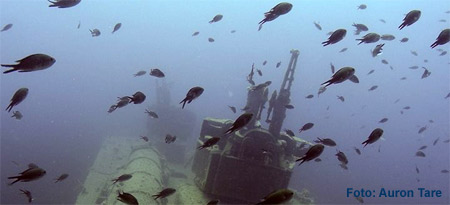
1;64;16;67
349;75;359;83
3;68;17;74
179;98;187;109
8;177;20;185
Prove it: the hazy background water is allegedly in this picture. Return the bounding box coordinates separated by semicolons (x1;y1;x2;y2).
1;0;449;204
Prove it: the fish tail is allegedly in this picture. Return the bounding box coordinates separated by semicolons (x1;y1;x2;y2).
430;42;438;48
3;68;17;74
1;64;16;67
8;177;20;185
180;98;187;109
6;104;13;112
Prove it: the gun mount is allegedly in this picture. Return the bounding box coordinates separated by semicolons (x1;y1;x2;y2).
191;50;311;203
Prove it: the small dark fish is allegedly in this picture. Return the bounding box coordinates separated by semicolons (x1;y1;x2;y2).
11;111;23;120
439;19;447;22
263;60;267;66
400;37;409;42
317;86;327;97
284;129;295;137
433;138;439;146
305;94;314;99
225;113;253;134
339;163;348;170
444;139;450;143
378;118;388;123
418;126;427;134
197;137;220;150
1;23;13;32
257;188;294;204
77;21;80;29
336;150;348;165
431;29;450;48
285;104;294;109
140;135;149;142
322;29;347;46
8;165;46;185
415;165;420;174
440;51;447;56
165;134;176;144
313;21;322;30
48;0;81;8
399;10;421;30
441;170;449;173
415;151;426;157
230;30;236;33
379;19;386;23
256;69;262;76
330;63;335;74
145;109;158;118
403;106;411;110
89;29;100;37
112;174;132;184
418;145;427;150
362;128;384;147
54;173;69;183
133;70;146;77
207;199;220;205
208;38;215;42
117;190;138;205
128;91;146;104
411;51;418;56
353;147;361;155
367;69;375;75
423;59;428;63
339;48;348;53
337;95;345;102
251;81;272;91
355;196;364;203
381;59;389;64
299;122;314;133
2;53;56;74
258;3;293;31
153;188;176;200
112;23;122;33
409;66;419;69
369;85;378;91
228;106;236;113
446;93;450;99
321;67;358;87
314;137;337;146
400;77;407;80
356;33;380;44
149;68;165;78
378;145;381;153
357;4;367;10
372;43;384;57
296;144;325;165
381;34;395;40
421;67;431;79
180;86;204;109
192;31;199;36
6;88;28;112
19;189;33;203
276;61;281;68
314;158;322;162
209;14;223;24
